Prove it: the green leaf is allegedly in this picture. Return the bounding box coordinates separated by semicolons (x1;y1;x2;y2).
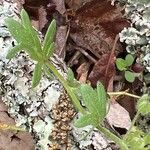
80;84;99;116
43;19;56;56
125;71;135;82
96;82;107;119
5;17;42;61
67;68;80;88
46;42;55;58
67;68;75;82
20;9;42;52
144;134;150;145
21;44;41;61
116;58;127;71
6;44;23;59
144;73;150;84
124;127;149;150
5;18;34;47
43;65;54;80
137;94;150;115
74;114;94;128
125;54;134;66
32;62;43;88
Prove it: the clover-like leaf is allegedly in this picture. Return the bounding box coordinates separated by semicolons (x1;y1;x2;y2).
32;62;43;88
116;58;127;71
43;19;56;56
125;71;135;82
125;54;134;66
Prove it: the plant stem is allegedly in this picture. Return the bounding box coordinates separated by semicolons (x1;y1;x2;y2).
97;125;129;150
45;61;85;114
123;112;140;140
108;91;141;99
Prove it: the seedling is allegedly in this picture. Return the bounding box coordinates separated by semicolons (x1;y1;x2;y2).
5;8;150;150
74;82;107;128
116;54;136;82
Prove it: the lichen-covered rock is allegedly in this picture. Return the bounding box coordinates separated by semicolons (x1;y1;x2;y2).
0;1;122;149
118;0;150;72
0;1;61;149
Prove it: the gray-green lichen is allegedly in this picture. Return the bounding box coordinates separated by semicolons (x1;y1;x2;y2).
0;1;117;149
0;1;61;149
118;0;150;72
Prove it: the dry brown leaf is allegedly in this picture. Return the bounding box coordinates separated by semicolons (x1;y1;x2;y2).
77;62;90;83
65;0;92;10
106;102;131;130
88;53;116;89
23;0;56;31
55;25;68;59
0;100;34;150
52;0;66;14
70;0;129;58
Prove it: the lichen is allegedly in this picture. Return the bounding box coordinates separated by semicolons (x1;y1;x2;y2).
118;0;150;72
0;1;61;149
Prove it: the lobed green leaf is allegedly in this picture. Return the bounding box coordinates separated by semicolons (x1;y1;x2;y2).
74;114;94;128
137;94;150;115
80;84;99;116
32;62;43;88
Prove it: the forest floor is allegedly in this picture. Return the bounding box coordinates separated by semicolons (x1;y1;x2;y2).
0;0;149;150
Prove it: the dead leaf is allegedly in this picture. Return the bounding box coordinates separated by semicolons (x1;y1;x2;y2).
52;0;66;15
88;53;116;89
0;131;34;150
77;62;90;83
106;102;131;130
23;0;56;31
70;0;129;58
55;25;68;59
0;99;34;150
65;0;92;10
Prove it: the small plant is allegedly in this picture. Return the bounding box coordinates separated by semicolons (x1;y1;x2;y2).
74;82;107;128
116;54;137;82
5;8;150;150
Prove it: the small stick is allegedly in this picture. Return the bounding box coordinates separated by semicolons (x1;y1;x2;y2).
76;46;97;63
108;91;141;99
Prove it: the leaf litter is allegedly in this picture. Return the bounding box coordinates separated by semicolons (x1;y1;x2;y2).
0;0;146;150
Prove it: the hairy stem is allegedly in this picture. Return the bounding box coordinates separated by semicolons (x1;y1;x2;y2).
46;61;132;150
123;112;140;140
45;61;85;114
97;125;129;150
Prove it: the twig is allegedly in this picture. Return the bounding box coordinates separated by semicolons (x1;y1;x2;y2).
108;91;141;99
76;46;97;63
